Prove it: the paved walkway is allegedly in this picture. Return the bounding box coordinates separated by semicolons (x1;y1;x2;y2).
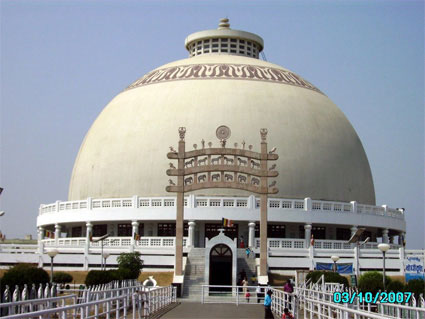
158;302;266;318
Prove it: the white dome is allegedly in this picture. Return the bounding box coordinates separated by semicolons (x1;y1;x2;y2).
68;21;375;205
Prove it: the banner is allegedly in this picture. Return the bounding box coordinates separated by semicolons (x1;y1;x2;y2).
316;262;353;274
405;256;424;281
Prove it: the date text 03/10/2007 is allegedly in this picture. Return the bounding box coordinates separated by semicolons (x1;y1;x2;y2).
332;292;413;304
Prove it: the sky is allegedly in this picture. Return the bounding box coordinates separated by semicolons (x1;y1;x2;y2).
0;0;424;248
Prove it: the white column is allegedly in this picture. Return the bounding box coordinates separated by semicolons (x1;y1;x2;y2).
38;226;44;253
304;224;312;247
350;225;358;248
87;197;93;210
304;224;314;270
131;221;139;252
354;244;360;278
382;228;389;244
304;197;312;211
399;245;405;269
309;245;315;270
132;195;139;208
85;222;92;270
55;224;61;246
187;221;196;248
38;227;44;267
247;195;256;209
248;222;256;248
350;201;358;213
188;194;196;208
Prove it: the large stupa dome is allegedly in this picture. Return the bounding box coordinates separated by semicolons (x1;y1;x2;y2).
68;19;375;205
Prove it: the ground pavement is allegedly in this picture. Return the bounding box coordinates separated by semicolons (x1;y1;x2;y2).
158;302;266;318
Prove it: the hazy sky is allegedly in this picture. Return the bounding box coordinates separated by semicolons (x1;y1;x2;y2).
1;0;424;248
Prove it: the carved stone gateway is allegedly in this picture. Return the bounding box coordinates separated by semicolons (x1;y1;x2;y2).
166;127;279;283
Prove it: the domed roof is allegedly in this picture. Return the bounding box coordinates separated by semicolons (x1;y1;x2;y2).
68;20;375;205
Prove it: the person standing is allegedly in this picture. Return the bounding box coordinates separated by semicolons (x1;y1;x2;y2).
242;277;250;302
264;290;273;319
245;247;251;258
283;280;294;309
256;284;263;303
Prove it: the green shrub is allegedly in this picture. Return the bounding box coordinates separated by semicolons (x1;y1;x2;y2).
387;280;405;293
85;270;119;287
306;271;349;287
406;279;425;300
358;271;391;295
1;264;49;291
117;252;143;279
52;272;73;284
116;268;134;280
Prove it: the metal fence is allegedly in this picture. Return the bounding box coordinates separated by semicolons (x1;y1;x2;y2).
132;285;177;319
1;294;130;319
0;280;176;319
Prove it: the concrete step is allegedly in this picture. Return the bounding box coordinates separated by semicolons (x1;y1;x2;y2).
188;248;206;257
188;259;205;263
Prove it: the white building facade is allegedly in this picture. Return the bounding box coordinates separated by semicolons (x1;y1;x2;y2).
3;19;414;285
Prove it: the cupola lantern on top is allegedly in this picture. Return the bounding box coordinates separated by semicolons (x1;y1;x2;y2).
185;18;264;58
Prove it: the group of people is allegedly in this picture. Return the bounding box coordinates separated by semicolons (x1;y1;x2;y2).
238;270;295;318
263;280;294;319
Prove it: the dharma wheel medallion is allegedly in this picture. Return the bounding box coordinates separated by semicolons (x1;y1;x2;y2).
216;125;231;140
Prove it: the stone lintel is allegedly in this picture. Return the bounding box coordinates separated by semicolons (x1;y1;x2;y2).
168;148;278;160
167;166;278;177
167;183;278;194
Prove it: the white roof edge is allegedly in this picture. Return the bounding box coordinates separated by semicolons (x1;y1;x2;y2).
185;29;264;51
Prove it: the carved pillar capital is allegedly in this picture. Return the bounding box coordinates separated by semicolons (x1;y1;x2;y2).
178;127;186;141
260;128;268;142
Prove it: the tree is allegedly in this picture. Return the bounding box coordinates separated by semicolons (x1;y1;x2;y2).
117;252;143;279
53;272;73;284
1;264;49;291
358;271;391;295
406;279;424;300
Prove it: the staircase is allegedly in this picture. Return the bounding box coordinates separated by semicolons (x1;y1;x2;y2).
182;248;205;300
182;248;258;300
237;248;257;284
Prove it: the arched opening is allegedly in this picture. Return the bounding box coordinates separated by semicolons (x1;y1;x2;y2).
209;243;232;291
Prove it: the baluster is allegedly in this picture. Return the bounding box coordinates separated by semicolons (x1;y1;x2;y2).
122;295;127;318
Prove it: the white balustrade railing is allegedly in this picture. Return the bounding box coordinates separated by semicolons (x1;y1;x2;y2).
136;236;188;248
255;238;400;250
0;244;39;253
39;195;405;219
260;238;306;249
42;236;188;248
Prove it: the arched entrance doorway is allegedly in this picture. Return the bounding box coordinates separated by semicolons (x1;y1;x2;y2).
209;244;232;290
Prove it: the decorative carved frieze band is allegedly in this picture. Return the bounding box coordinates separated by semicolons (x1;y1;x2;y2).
126;63;323;94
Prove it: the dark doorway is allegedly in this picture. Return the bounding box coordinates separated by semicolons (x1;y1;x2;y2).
209;244;232;291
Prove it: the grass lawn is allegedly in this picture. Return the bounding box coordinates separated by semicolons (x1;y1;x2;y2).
138;272;174;286
51;270;174;285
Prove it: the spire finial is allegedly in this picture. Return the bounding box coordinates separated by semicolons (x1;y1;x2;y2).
218;18;230;29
